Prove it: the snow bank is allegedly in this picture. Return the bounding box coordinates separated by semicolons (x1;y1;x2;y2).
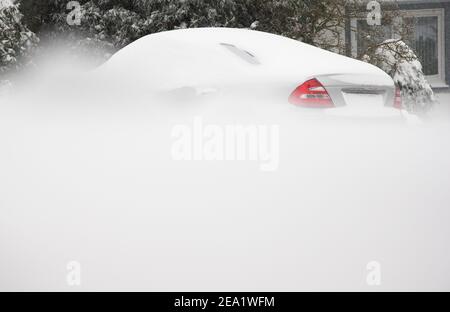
1;35;449;292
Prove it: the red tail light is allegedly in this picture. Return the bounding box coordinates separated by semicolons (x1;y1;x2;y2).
289;78;334;108
394;86;402;109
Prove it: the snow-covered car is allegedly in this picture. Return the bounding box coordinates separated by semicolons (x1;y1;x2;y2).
99;27;404;120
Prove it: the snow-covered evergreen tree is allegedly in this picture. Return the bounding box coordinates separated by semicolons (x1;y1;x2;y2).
0;0;38;74
372;39;435;114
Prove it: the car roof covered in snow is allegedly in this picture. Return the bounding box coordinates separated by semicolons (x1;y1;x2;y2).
101;28;391;91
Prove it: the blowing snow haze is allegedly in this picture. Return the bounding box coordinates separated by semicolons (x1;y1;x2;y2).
0;29;450;291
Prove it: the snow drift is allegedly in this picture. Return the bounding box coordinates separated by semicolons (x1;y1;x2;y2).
0;31;449;291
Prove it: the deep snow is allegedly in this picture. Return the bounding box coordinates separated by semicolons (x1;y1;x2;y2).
435;92;450;119
0;41;450;291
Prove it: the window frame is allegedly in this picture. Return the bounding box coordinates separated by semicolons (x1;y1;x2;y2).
401;9;446;87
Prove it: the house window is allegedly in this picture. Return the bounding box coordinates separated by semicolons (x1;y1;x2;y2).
351;9;446;87
404;16;439;76
402;9;446;86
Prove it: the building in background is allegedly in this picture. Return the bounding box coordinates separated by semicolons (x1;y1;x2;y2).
347;0;450;91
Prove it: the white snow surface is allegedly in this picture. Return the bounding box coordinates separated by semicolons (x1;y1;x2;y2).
99;28;393;94
0;32;450;291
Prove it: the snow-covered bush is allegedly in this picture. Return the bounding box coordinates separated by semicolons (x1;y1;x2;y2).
0;0;39;74
13;0;362;61
45;0;352;50
46;2;120;63
370;39;435;114
132;0;239;30
43;0;244;64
